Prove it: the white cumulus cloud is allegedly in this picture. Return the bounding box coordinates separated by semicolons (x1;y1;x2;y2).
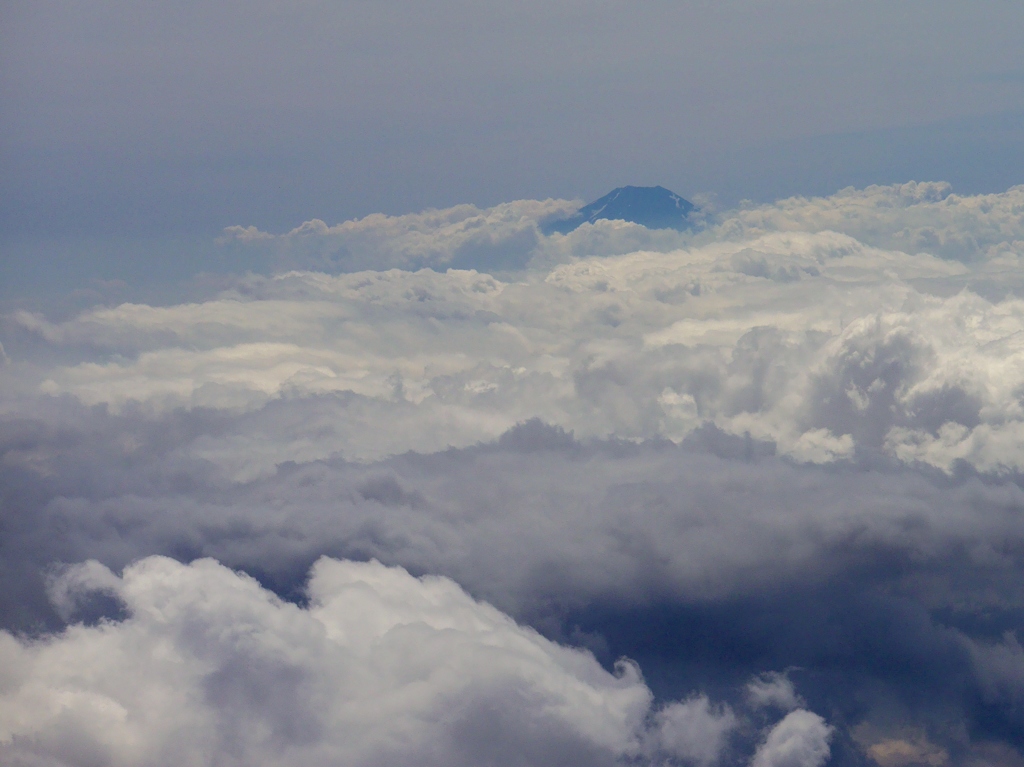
1;556;660;766
653;695;738;766
750;710;833;767
746;672;803;712
0;555;812;767
10;188;1024;475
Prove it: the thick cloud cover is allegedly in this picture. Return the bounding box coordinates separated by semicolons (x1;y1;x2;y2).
1;555;825;767
6;556;658;766
222;181;1024;271
3;184;1024;764
11;183;1024;475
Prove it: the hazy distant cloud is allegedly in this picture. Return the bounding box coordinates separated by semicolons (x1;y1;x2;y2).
720;182;1024;263
217;199;579;272
217;197;701;273
218;182;1024;275
6;1;1024;247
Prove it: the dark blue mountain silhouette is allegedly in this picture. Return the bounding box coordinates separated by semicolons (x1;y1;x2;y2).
542;185;696;234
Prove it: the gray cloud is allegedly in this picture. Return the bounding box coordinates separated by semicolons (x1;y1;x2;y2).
4;185;1024;763
4;409;1024;619
1;408;1024;751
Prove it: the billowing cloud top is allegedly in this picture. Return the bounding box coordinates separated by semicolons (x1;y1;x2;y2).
11;183;1024;476
3;555;835;766
3;183;1024;765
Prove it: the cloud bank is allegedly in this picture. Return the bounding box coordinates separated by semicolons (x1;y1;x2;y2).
11;182;1024;476
4;183;1024;765
2;555;828;767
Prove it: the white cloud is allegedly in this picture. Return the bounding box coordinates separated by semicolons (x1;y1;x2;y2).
1;556;656;766
787;428;854;464
718;182;1024;263
0;555;780;767
45;559;124;623
219;182;1024;276
7;188;1024;475
750;710;833;767
653;695;738;767
218;198;581;273
746;672;802;712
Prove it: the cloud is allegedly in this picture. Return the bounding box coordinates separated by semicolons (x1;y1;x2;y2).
6;184;1024;761
652;695;738;767
965;742;1024;767
746;672;802;712
45;559;124;623
0;555;796;767
8;0;1024;251
717;182;1024;263
852;724;950;767
10;204;1024;475
866;738;949;767
750;710;833;767
5;412;1024;622
3;409;1024;752
215;197;709;276
217;199;581;273
218;182;1024;278
964;630;1024;708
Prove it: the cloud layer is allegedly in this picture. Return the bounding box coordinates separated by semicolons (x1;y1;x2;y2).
4;183;1024;764
10;183;1024;476
3;555;829;767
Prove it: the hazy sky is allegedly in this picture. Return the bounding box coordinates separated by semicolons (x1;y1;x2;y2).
2;1;1023;249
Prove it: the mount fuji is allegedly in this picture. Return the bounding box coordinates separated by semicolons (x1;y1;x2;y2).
542;185;696;234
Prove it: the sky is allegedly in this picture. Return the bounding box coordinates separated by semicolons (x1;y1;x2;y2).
3;2;1024;767
2;0;1024;294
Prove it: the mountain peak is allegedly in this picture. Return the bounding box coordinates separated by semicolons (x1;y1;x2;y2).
543;185;695;234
